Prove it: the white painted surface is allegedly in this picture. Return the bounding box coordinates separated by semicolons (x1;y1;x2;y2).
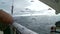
0;31;3;34
12;22;38;34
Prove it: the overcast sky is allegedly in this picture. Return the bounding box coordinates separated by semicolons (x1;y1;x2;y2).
0;0;56;15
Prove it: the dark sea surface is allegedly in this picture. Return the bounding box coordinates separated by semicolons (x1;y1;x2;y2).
13;15;57;34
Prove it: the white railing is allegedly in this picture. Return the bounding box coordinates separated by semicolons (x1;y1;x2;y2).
12;22;38;34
